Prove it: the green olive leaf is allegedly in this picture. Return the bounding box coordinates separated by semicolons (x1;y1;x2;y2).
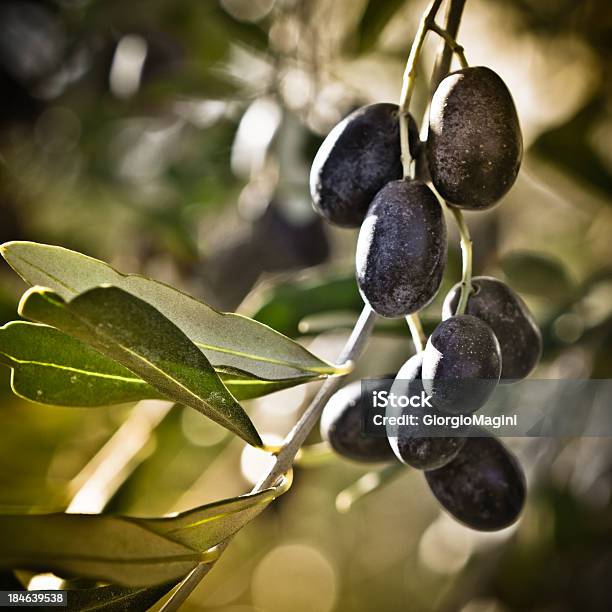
252;275;362;338
0;321;163;407
0;475;291;588
217;366;313;401
61;580;180;612
17;286;261;447
0;514;201;587
0;241;338;380
356;0;405;53
500;251;575;301
0;321;314;407
135;473;292;551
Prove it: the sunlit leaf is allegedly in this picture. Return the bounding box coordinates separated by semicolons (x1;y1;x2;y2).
0;321;163;407
217;367;313;401
0;242;338;380
0;322;314;407
137;472;292;551
18;286;261;447
0;475;291;588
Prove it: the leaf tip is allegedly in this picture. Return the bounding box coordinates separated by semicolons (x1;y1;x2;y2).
17;286;61;319
246;427;264;449
0;240;26;257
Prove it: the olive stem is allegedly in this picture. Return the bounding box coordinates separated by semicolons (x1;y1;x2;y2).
294;441;335;467
398;0;445;178
428;22;468;68
427;0;473;317
450;206;473;315
397;0;446;353
161;306;378;611
406;313;427;352
336;464;404;513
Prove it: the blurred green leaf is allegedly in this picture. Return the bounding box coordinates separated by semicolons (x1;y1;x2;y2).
0;322;316;407
356;0;406;52
63;580;179;611
0;514;200;587
252;276;362;338
500;251;574;300
532;97;612;200
18;286;261;447
137;472;291;551
1;242;337;380
0;475;291;588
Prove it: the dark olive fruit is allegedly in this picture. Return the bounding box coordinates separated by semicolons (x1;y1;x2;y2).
443;277;542;381
310;103;419;227
427;66;522;210
320;378;396;463
356;179;447;317
422;314;501;414
387;354;466;471
425;433;526;531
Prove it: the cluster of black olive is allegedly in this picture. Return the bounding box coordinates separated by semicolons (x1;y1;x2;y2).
312;67;541;531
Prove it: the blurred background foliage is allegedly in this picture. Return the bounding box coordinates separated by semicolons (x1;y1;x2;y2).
0;0;611;610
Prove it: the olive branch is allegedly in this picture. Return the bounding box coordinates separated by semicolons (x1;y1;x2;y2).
162;0;471;608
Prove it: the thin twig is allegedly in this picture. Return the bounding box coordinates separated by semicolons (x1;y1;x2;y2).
398;0;447;350
405;313;426;352
335;464;404;513
450;205;473;315
66;400;173;514
428;22;468;68
428;0;474;316
430;0;466;91
398;0;444;178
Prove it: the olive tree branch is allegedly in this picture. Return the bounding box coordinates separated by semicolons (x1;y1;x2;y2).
161;305;378;610
163;2;473;607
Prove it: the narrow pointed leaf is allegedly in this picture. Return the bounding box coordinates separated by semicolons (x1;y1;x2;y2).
0;514;200;587
0;241;338;380
0;477;291;589
18;286;261;446
0;322;313;407
136;473;292;551
0;321;163;406
217;367;313;401
63;580;180;612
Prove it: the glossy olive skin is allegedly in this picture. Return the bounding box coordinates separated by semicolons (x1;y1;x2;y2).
320;378;396;463
310;103;419;227
428;67;522;210
387;353;466;471
425;434;526;531
443;277;542;381
356;179;447;317
422;315;501;414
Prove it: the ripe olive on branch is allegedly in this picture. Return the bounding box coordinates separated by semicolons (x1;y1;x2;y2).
310;103;419;227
